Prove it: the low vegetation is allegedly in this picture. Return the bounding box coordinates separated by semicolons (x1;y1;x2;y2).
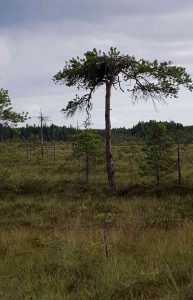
0;136;193;299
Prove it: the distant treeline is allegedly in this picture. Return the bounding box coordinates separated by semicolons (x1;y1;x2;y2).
1;120;193;143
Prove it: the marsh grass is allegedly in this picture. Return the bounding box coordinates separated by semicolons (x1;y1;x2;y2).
1;143;193;298
0;194;193;299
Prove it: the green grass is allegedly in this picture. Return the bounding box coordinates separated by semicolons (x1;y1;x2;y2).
0;194;193;299
1;142;193;298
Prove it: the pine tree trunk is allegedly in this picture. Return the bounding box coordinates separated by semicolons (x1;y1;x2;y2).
105;81;116;189
0;131;3;142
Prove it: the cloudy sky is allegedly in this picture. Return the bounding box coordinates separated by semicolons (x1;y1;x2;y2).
0;0;193;128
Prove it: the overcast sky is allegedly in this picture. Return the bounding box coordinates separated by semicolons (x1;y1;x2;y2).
0;0;193;128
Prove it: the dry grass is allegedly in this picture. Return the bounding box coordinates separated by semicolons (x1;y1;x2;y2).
0;194;193;299
1;142;193;298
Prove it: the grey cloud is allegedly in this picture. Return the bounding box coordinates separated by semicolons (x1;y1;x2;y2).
0;0;100;27
104;11;193;44
0;0;193;28
0;0;193;127
103;0;193;17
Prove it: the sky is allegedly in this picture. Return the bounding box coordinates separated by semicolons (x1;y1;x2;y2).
0;0;193;128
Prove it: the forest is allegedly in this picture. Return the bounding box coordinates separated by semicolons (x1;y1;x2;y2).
1;120;193;143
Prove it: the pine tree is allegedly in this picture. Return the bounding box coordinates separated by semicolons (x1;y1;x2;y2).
53;48;193;189
140;122;175;188
73;129;100;183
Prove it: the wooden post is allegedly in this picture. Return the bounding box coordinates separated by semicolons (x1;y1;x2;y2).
103;216;110;258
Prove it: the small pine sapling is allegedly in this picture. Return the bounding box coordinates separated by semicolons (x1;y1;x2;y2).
140;122;175;189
